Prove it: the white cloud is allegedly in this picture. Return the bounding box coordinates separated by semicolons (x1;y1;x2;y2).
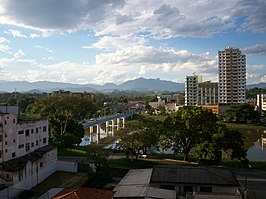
14;49;25;58
0;36;11;53
4;29;27;38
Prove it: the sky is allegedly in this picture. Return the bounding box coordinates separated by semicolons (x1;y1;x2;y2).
0;0;266;85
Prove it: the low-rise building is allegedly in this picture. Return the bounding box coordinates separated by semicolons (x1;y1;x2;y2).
114;165;242;199
0;106;59;198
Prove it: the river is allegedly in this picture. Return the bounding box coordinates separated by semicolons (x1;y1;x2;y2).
237;128;266;161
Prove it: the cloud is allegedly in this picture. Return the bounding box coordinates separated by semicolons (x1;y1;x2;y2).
240;0;266;33
4;29;27;38
0;0;125;31
242;42;266;56
0;36;11;53
14;49;25;58
34;45;54;53
0;0;264;38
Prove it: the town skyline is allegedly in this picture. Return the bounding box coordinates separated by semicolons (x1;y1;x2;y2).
0;0;265;85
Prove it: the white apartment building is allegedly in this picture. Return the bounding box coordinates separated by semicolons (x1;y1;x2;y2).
0;106;59;198
257;94;266;112
0;113;49;162
218;47;246;105
185;75;202;106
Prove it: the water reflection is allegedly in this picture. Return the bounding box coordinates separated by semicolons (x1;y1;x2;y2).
238;128;266;161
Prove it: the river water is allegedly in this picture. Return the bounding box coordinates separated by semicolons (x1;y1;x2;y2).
238;128;266;161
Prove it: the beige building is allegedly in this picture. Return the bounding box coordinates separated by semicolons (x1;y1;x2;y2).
198;81;218;106
218;47;246;105
185;75;202;106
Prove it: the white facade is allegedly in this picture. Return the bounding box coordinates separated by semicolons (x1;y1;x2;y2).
185;75;202;106
0;113;49;163
257;94;266;112
218;47;246;104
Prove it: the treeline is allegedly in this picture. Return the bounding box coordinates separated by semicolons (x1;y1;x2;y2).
117;106;246;166
246;87;266;99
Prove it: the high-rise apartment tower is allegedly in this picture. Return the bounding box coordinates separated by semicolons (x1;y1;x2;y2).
185;75;202;106
218;47;246;105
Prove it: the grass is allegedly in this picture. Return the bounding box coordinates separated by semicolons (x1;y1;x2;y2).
141;113;167;122
31;171;88;197
221;159;266;171
149;153;198;162
225;123;266;130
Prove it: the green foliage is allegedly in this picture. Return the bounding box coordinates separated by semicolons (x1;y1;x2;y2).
117;118;161;160
225;103;260;124
29;94;97;147
83;151;111;188
163;106;218;161
196;141;222;165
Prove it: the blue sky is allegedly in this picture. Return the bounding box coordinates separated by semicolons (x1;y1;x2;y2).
0;0;265;85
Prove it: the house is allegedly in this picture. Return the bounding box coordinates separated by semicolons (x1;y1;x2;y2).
114;169;176;199
114;165;242;199
52;187;115;199
150;165;242;198
0;106;59;198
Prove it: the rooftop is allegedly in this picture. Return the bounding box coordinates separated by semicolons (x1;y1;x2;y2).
114;169;176;199
0;145;56;172
150;165;240;187
52;187;115;199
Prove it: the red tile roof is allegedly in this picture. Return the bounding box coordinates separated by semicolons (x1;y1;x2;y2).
52;188;115;199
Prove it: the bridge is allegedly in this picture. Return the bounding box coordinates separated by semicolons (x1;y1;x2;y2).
80;112;134;145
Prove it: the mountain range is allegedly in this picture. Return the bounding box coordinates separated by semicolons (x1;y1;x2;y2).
0;78;184;93
0;78;265;93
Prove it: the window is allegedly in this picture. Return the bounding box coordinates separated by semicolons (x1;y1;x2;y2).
25;130;30;136
12;152;16;158
13;119;16;124
4;121;6;125
25;143;30;151
5;141;7;145
43;126;47;132
6;174;9;179
36;127;38;133
40;162;43;168
5;149;7;153
18;144;24;149
43;138;47;144
31;142;34;147
36;140;39;145
31;129;34;134
13;139;15;143
18;130;24;135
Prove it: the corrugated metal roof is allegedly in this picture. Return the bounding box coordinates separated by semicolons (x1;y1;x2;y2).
150;165;239;186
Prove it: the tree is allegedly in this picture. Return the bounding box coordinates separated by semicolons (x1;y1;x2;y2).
213;125;246;160
163;106;218;161
196;141;222;165
117;118;161;160
29;94;97;147
225;103;260;124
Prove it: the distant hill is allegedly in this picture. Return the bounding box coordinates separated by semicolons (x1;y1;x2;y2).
247;82;266;89
0;78;265;93
0;78;185;92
